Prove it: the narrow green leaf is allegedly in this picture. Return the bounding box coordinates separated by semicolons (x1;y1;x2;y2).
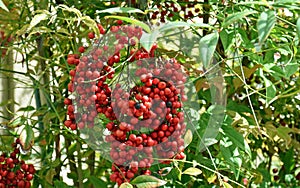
296;17;300;40
120;182;133;188
131;175;167;188
199;32;219;68
0;0;8;12
222;10;256;28
97;7;144;14
105;15;151;33
182;167;202;176
158;21;212;32
17;106;35;112
257;10;276;45
263;77;276;106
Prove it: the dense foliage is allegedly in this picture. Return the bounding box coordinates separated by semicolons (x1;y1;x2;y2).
0;0;299;187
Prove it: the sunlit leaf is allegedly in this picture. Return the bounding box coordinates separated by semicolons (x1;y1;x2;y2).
0;0;8;12
28;13;50;32
120;182;133;188
97;7;144;14
131;175;167;188
184;129;193;148
182;167;202;176
223;182;233;188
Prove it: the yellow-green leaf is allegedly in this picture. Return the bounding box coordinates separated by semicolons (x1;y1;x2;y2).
184;129;193;148
183;167;202;176
120;182;133;188
131;175;167;188
223;182;233;188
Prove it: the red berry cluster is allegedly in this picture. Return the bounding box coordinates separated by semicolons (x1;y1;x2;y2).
0;31;13;57
0;139;36;188
151;0;202;22
65;22;142;130
64;22;188;186
107;57;187;185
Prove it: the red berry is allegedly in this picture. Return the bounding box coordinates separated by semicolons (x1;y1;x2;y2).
88;32;95;39
78;46;85;53
116;20;123;25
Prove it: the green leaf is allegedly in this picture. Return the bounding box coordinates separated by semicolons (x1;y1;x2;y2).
222;124;251;157
182;167;202;176
45;168;56;184
28;13;49;32
53;181;71;188
20;124;34;151
277;126;292;147
257;10;276;45
105;15;151;33
140;29;159;52
97;7;144;14
17;106;35;112
222;10;256;28
158;21;212;32
0;0;9;11
279;148;295;174
184;129;193;148
89;176;107;187
199;32;219;68
297;17;300;40
262;77;276;106
220;29;234;52
8;116;26;128
120;182;133;188
223;182;233;188
284;63;299;78
131;175;167;188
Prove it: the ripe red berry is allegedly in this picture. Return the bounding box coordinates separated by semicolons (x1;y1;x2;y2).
116;20;123;25
88;32;95;39
78;46;85;53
